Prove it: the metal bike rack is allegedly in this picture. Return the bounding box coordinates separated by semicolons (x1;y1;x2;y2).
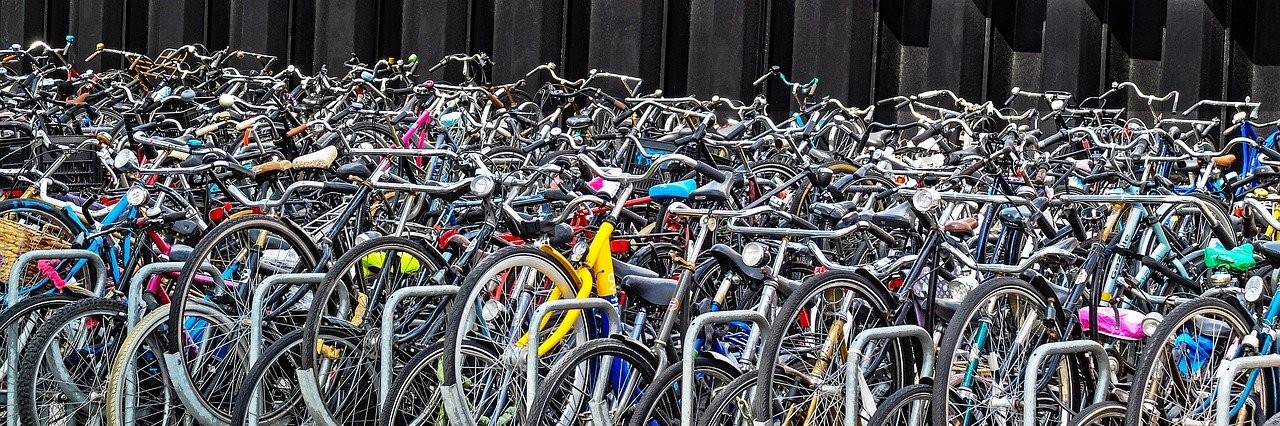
682;310;770;426
245;273;325;426
117;262;223;425
844;325;934;426
1022;340;1110;426
125;262;224;326
1215;354;1280;426
524;297;619;411
5;249;106;426
378;285;459;405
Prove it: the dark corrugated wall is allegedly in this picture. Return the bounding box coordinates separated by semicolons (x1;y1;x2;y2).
3;0;1278;116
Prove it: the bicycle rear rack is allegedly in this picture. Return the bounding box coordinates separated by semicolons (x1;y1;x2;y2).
1022;340;1110;426
5;249;106;426
683;310;770;426
1215;354;1280;426
844;325;934;426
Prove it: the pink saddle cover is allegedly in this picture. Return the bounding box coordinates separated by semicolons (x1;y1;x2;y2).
1077;306;1146;340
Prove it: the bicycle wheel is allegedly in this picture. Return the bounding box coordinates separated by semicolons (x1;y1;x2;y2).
441;245;584;422
868;383;932;426
380;340;501;425
104;301;229;426
298;236;445;426
626;358;740;426
695;369;805;426
16;297;128;425
229;325;365;425
164;214;319;423
0;292;87;421
932;276;1089;426
526;338;659;426
1069;401;1124;426
1125;296;1258;426
753;270;905;424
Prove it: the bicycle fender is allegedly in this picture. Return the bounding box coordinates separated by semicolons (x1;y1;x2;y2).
704;244;764;281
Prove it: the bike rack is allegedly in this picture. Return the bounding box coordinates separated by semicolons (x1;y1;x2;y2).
378;285;459;406
1215;354;1280;426
5;249;106;426
682;310;770;426
125;262;224;326
245;273;325;426
844;325;934;426
1022;340;1110;426
118;262;223;425
524;297;619;412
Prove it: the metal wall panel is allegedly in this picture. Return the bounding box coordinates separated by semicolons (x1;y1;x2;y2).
5;0;1280;116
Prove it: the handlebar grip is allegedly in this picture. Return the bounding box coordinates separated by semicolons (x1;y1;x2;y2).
910;123;941;144
1256;144;1280;162
323;181;360;194
954;158;988;178
612;106;635;126
693;161;729;182
865;222;896;244
1081;172;1117;184
605;94;627;110
388;86;415;96
195;122;223;137
286;124;308;137
329;107;355;123
1037;130;1068;149
428;62;444;73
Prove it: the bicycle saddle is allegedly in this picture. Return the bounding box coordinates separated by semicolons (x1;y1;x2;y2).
565;115;593;128
865;202;917;230
621;275;678;306
649;179;697;201
943;217;978;234
335;162;372;180
1255;241;1280;267
169;244;195;262
996;197;1049;228
689;178;729;203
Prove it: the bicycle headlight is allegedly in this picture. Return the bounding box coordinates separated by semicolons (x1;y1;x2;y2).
126;187;148;206
912;188;940;212
1245;275;1266;302
470;175;496;197
742;242;767;267
113;150;138;170
1142;312;1163;337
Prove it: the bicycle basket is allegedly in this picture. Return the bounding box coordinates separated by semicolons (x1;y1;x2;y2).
0;217;72;284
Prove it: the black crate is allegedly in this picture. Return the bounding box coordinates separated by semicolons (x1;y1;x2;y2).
41;136;105;191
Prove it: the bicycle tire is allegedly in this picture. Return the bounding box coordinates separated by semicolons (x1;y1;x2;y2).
1124;296;1258;426
526;337;659;426
380;339;501;425
1068;401;1125;426
752;269;904;423
931;276;1087;426
163;214;320;423
16;297;128;425
868;383;933;426
440;244;583;421
626;357;740;426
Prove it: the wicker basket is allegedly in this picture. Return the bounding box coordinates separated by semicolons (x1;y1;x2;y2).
0;216;71;284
